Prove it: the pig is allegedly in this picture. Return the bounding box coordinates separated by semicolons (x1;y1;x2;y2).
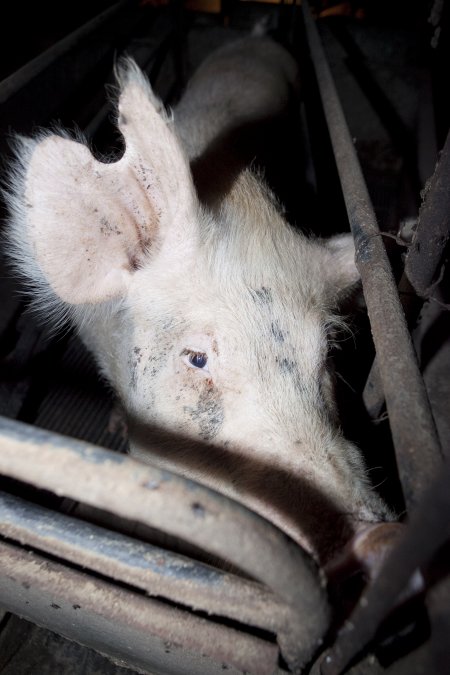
5;35;393;566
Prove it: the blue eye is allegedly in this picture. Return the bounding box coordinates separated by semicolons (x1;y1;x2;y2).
189;352;208;369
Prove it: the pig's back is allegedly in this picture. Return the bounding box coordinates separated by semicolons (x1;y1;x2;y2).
174;36;299;159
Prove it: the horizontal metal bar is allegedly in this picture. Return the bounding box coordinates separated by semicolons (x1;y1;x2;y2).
0;540;280;675
0;490;287;633
301;1;442;510
0;415;329;672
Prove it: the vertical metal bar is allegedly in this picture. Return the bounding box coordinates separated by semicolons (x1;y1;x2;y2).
405;130;450;297
319;464;450;675
301;1;442;511
363;131;450;419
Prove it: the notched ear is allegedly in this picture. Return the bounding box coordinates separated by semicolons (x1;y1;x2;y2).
323;233;360;299
16;59;197;306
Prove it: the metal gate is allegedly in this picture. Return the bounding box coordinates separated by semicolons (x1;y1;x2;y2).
0;1;448;673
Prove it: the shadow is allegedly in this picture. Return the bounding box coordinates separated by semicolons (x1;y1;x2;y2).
420;309;450;373
128;416;366;566
330;309;406;516
191;115;282;210
326;17;422;201
189;98;312;228
416;261;450;373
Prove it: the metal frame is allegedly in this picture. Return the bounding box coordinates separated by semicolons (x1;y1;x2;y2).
301;2;443;512
0;541;280;675
0;2;448;673
0;416;329;673
301;3;449;673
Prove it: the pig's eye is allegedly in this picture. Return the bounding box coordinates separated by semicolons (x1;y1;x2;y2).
189;352;207;368
182;350;209;372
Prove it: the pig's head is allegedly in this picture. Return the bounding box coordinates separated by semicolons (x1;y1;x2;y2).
6;61;392;563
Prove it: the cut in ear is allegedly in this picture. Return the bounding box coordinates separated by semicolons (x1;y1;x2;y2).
323;233;360;298
20;58;197;305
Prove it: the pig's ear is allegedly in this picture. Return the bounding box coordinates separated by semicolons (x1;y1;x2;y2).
323;233;360;298
11;61;197;306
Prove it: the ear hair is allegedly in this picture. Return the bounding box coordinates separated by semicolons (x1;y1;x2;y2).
323;233;360;300
3;131;126;334
4;132;74;331
4;58;198;317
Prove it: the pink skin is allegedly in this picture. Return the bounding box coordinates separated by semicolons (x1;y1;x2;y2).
6;41;395;567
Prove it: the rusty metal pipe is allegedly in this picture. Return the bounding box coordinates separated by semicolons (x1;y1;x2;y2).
0;415;329;672
301;2;442;510
319;463;450;675
0;540;280;675
363;131;450;421
0;490;288;634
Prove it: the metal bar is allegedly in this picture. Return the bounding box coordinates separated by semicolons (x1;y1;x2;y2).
0;1;135;103
0;0;140;138
301;1;443;510
363;131;450;420
0;415;329;672
362;272;421;421
0;490;288;634
319;463;450;675
405;129;450;297
0;540;279;675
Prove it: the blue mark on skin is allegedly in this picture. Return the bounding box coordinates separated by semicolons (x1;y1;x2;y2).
277;357;297;375
251;286;273;306
77;446;125;464
271;321;285;344
145;479;162;490
184;389;224;441
275;356;308;395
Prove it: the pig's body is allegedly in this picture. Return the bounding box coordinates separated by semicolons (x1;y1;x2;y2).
175;36;299;159
6;36;391;565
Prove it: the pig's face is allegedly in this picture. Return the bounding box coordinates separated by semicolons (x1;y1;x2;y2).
7;62;390;561
117;194;343;454
77;171;389;559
